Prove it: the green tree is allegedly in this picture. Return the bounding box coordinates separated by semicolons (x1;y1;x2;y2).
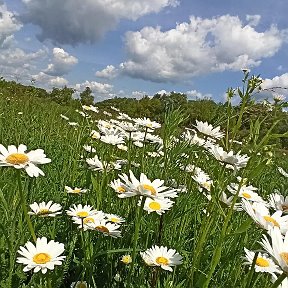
80;87;94;105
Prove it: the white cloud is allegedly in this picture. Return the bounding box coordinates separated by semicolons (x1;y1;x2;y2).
21;0;178;45
0;4;22;48
44;48;78;76
75;80;113;95
116;15;285;82
246;15;261;26
186;90;212;99
95;65;118;79
32;72;68;88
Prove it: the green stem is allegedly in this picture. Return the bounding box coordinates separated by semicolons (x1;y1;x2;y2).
127;197;146;285
17;170;36;242
269;273;287;288
46;276;52;288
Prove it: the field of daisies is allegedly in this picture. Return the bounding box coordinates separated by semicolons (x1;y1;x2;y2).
0;73;288;288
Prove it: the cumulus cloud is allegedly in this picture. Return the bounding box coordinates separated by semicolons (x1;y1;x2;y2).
44;48;78;76
75;80;113;95
186;90;212;99
21;0;178;45
95;65;118;79
115;15;286;82
32;72;68;88
0;3;22;48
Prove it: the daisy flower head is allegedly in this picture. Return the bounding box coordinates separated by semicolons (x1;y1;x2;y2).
0;144;51;177
260;227;288;272
87;219;121;238
65;186;88;195
66;204;97;219
17;237;65;274
90;130;101;140
105;213;125;224
278;167;288;178
134;117;161;130
141;197;174;215
242;200;288;234
100;134;125;146
120;255;132;264
60;114;69;120
192;169;213;192
71;281;88;288
28;201;62;217
269;193;288;213
72;211;106;230
228;183;264;203
83;145;96;153
110;178;137;198
182;129;206;146
194;120;224;140
140;245;182;272
110;106;120;112
243;248;281;275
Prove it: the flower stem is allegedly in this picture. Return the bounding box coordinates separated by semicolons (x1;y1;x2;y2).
270;273;287;288
127;197;145;285
17;170;36;242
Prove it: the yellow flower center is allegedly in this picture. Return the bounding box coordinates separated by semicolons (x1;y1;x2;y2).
6;153;29;165
38;209;50;216
242;192;251;199
264;216;280;227
78;283;87;288
121;255;132;264
73;189;81;193
256;257;269;267
110;217;119;223
76;211;89;218
142;184;156;195
117;186;126;193
280;252;288;264
83;217;95;224
33;253;51;264
156;256;169;265
148;201;161;211
202;182;211;190
96;225;109;233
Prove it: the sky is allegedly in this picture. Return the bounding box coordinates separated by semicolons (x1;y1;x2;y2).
1;0;288;102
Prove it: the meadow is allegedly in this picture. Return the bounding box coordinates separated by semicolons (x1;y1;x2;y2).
0;73;288;288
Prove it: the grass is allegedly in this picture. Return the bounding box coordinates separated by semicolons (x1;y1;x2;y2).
0;75;288;288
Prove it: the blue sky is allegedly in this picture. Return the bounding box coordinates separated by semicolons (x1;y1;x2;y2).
1;0;288;102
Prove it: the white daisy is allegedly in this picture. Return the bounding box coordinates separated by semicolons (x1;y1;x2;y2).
90;130;101;140
28;201;62;217
194;120;224;140
260;227;288;272
0;144;51;177
141;197;174;215
60;114;69;120
110;106;120;112
134;117;161;129
269;193;288;213
117;112;132;120
72;212;106;230
182;129;206;146
68;122;78;126
140;245;182;272
117;144;128;151
65;186;88;195
103;111;112;117
66;204;97;219
105;213;125;224
83;145;96;153
100;134;125;146
278;167;288;178
243;248;281;274
228;183;265;203
110;178;137;198
192;169;213;192
120;255;132;264
87;219;121;238
71;281;88;288
17;237;65;274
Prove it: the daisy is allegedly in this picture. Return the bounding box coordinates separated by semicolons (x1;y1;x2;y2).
220;192;242;211
83;145;96;153
134;117;161;129
60;114;69;120
65;186;88;195
269;192;288;213
117;112;132;121
28;201;62;217
194;120;224;140
87;219;121;238
110;106;120;112
140;245;182;272
121;255;132;264
117;121;138;132
228;183;265;203
68;122;78;127
117;144;128;151
0;144;51;177
66;204;97;219
90;130;101;140
278;167;288;178
110;178;137;198
72;212;106;230
141;197;174;215
182;129;206;146
243;248;281;274
86;155;106;171
192;169;213;192
260;227;288;272
71;281;88;288
100;134;125;146
208;144;249;170
242;200;288;234
17;237;65;274
103;111;112;117
105;213;125;224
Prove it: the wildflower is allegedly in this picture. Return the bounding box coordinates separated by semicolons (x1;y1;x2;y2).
121;255;132;264
134;117;161;129
17;237;65;274
103;111;112;116
60;114;69;120
83;145;96;153
0;144;51;177
242;200;288;234
260;227;288;272
182;129;206;146
141;197;174;215
117;144;128;151
65;186;88;195
278;167;288;177
71;281;88;288
68;122;78;126
117;112;132;120
111;106;120;112
100;134;125;146
91;130;101;140
140;245;182;272
243;248;281;274
194;120;224;139
105;213;125;224
192;169;213;192
66;204;97;219
28;201;62;217
72;212;106;230
87;219;121;238
110;178;137;198
269;193;288;213
228;183;264;203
